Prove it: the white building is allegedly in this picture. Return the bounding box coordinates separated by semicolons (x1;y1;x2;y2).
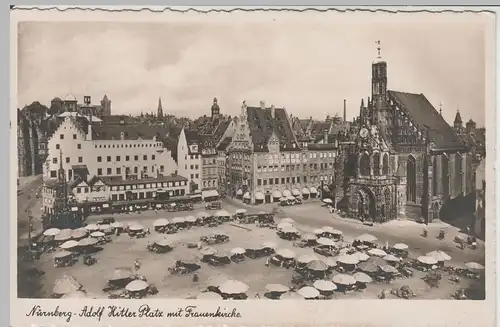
177;127;203;194
43;116;178;182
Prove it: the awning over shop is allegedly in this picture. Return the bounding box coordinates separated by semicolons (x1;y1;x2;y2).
236;189;243;196
189;194;202;199
292;189;300;196
255;192;264;201
282;190;291;197
302;188;310;195
272;190;282;198
309;187;318;194
243;192;251;199
202;190;219;199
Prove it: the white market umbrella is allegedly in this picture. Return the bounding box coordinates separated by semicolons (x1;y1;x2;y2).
426;250;451;262
60;240;79;250
44;228;60;237
297;286;320;299
219;280;249;295
368;248;387;257
125;280;149;292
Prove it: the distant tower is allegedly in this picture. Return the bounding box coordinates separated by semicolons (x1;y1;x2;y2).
372;40;387;104
157;97;164;118
100;95;111;116
453;109;463;134
211;97;220;119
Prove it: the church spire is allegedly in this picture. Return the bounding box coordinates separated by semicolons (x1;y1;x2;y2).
157;97;163;118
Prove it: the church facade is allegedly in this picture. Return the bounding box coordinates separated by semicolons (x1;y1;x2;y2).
340;48;470;223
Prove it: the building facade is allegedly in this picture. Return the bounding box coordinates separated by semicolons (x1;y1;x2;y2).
227;101;338;204
336;46;470;223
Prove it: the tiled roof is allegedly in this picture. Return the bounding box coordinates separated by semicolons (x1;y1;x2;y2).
307;143;338;150
246;106;300;152
100;174;187;187
216;136;232;151
388;90;467;150
91;124;170;141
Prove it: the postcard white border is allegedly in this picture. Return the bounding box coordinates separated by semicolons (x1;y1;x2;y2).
10;7;497;327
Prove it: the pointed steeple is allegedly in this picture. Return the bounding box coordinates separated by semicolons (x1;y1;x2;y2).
454;110;462;125
157;97;163;118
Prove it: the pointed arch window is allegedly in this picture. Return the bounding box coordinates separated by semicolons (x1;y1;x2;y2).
442;154;450;198
373;152;381;176
382;154;389;175
432;156;438;196
455;153;463;196
406;155;417;203
359;153;370;176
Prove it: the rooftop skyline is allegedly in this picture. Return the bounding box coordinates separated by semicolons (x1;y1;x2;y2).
18;16;487;125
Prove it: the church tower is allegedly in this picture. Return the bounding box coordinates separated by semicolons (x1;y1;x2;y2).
453;110;463;134
157;97;164;118
372;41;388;106
211;97;220;120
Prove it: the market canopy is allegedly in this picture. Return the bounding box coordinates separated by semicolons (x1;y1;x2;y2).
356;233;378;243
276;248;296;259
125;280;149;292
272;190;282;198
282;190;292;197
292;189;301;196
426;250;451;262
236;189;243;196
298;286;320;298
235;209;247;214
265;284;289;293
43;228;61;236
243;192;251;199
313;280;337;292
219;280;249;294
255;192;265;200
153;218;170;227
393;243;409;250
302;188;310;195
332;274;356;285
52;275;81;295
309;187;318;194
215;210;231;217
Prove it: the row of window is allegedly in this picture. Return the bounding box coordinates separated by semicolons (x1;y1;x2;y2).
53;156;84;164
203;180;217;188
109;181;186;191
110;188;185;201
94;142;162;148
257;163;334;173
202;158;216;165
49;164;166;178
231;152;335;161
97;154;156;162
190;173;200;179
55;144;81;150
255;174;330;186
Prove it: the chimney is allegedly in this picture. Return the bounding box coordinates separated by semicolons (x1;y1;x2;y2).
343;99;347;122
260;101;266;110
270;104;275;119
324;129;328;144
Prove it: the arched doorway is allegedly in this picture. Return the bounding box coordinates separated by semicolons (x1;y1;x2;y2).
357;187;376;222
406;155;417;203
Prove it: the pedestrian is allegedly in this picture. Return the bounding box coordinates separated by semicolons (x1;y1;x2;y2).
466;225;471;235
460;240;466;250
265;257;270;267
134;259;141;271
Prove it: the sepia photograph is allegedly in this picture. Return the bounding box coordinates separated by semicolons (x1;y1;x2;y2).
13;8;492;310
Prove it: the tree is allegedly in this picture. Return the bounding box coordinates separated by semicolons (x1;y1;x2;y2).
24;101;48;122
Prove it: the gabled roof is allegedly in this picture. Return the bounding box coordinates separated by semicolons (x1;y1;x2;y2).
388;90;466;150
216;136;232;151
246;106;300;152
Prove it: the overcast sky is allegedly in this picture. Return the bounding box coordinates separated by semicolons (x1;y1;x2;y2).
17;18;487;125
